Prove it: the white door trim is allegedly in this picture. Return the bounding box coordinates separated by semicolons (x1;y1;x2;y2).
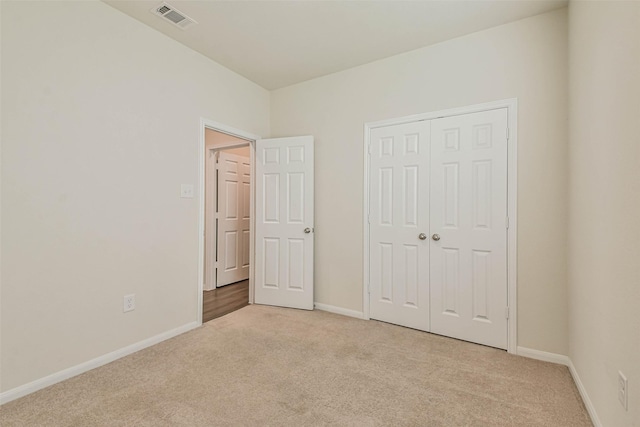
362;99;518;354
198;118;260;325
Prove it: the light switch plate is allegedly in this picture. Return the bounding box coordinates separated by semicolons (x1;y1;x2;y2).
180;184;194;198
123;294;135;313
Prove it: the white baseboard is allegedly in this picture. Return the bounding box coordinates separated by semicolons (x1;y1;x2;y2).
567;359;603;427
0;321;200;405
516;346;570;366
314;302;365;319
0;320;603;427
517;347;601;427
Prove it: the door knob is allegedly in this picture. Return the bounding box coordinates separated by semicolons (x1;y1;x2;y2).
432;234;441;241
304;227;312;234
418;233;427;240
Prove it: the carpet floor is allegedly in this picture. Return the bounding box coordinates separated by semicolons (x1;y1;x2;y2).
0;305;591;426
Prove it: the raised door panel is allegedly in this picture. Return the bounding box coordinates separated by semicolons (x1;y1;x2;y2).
287;173;305;224
224;231;238;271
287;239;305;290
378;242;393;302
241;230;251;268
441;248;460;317
263;238;280;288
402;244;419;307
225;181;238;219
263;174;280;223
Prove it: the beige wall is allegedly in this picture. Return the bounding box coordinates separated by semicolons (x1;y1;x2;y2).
568;1;640;425
0;1;269;392
271;9;569;354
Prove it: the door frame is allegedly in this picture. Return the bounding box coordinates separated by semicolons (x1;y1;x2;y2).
198;118;260;325
362;98;518;354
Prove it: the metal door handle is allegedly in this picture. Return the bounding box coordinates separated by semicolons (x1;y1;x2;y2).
432;234;441;241
418;233;427;240
304;227;312;234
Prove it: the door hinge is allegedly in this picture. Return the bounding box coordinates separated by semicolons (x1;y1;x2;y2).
506;127;510;140
368;143;372;155
505;307;510;319
505;216;509;229
367;213;371;224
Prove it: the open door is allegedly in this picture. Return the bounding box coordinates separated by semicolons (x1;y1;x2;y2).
255;136;314;310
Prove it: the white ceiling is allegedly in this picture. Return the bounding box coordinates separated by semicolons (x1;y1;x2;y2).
105;0;567;90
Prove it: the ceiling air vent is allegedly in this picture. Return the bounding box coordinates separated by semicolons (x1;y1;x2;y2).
151;3;197;30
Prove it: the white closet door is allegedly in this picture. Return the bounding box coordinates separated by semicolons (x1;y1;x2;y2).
217;151;250;287
429;108;508;349
255;136;314;310
369;121;431;331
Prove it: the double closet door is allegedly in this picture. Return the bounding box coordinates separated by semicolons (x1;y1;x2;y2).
369;108;509;349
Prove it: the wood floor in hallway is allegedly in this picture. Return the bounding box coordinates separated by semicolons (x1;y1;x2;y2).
203;279;249;323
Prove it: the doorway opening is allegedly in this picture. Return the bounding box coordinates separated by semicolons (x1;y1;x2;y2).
197;119;316;324
204;133;251;321
198;120;260;324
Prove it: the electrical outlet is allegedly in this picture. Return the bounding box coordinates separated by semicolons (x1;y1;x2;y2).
180;184;194;198
618;371;628;410
123;294;135;313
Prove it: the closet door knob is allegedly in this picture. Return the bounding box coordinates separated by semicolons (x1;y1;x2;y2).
418;233;427;240
432;234;441;241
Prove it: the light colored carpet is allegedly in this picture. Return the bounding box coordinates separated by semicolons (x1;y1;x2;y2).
0;305;591;426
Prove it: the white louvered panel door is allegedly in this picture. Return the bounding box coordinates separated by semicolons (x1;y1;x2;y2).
255;136;314;310
216;152;251;287
369;121;431;331
429;108;508;349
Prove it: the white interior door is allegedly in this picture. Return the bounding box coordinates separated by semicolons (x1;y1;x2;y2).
255;136;314;310
204;149;216;291
369;121;431;331
216;151;251;287
429;108;508;349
